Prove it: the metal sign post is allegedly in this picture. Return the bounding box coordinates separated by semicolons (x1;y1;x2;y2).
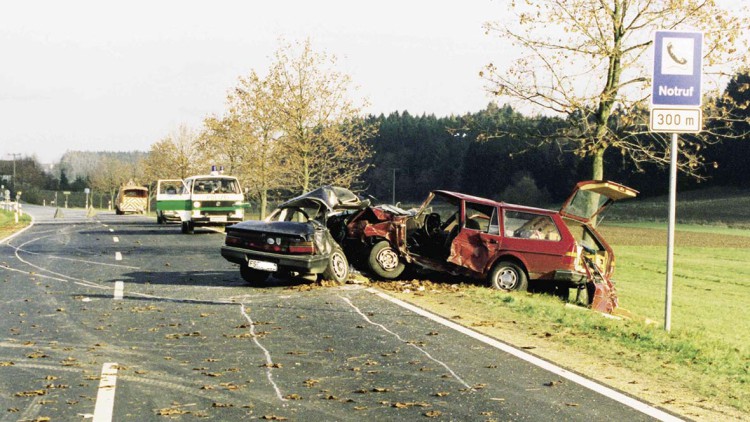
650;30;703;332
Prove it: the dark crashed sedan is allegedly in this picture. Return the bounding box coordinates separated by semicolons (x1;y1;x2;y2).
221;186;369;285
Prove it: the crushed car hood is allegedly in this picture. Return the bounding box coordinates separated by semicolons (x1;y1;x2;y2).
280;185;369;213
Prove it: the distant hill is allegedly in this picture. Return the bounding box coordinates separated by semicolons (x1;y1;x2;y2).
58;151;146;181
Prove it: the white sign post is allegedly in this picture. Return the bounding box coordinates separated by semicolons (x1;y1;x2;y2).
650;30;703;332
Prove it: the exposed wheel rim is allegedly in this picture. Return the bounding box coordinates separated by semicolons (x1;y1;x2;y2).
331;253;348;279
376;247;400;271
496;267;518;290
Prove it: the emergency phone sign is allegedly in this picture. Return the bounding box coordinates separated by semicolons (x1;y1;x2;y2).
650;30;703;133
651;30;702;107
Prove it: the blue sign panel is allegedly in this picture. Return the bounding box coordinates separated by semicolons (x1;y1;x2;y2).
652;31;702;106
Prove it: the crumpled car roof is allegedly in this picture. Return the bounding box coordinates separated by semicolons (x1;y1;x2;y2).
279;185;369;212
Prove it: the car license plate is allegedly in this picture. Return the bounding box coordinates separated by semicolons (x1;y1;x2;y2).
247;259;277;272
210;216;227;223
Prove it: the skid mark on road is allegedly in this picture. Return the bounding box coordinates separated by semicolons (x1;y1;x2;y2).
239;303;287;402
339;295;473;390
9;235;139;269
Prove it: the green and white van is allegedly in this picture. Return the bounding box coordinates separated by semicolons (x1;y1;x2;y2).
156;171;246;233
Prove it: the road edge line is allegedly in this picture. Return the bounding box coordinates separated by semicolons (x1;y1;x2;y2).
366;287;683;422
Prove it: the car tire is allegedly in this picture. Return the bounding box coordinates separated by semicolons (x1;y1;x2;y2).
322;247;349;283
368;240;405;279
240;265;269;286
489;261;528;291
181;221;194;234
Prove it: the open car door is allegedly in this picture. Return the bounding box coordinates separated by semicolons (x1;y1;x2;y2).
559;180;638;227
156;179;190;221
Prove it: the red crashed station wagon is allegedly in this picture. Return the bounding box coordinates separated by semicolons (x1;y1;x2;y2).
344;180;638;313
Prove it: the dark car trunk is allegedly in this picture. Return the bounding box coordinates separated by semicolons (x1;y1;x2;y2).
226;220;337;256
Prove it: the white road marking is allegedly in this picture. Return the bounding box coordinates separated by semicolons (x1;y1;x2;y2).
114;281;124;300
11;235;139;269
239;303;286;401
115;252;122;261
367;288;683;422
340;295;472;390
93;362;118;422
112;236;119;243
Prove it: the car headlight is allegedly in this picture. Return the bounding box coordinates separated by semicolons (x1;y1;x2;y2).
193;201;201;208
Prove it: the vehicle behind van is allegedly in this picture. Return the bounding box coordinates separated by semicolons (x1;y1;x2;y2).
115;182;148;215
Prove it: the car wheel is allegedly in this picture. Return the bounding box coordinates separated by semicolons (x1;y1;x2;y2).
322;248;349;283
368;240;405;279
181;221;194;234
489;261;528;291
240;265;269;286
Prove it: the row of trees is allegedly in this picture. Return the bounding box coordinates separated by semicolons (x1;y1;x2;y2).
6;1;749;213
11;66;749;210
144;39;375;217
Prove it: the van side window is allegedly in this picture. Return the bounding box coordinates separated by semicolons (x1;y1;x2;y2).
503;211;561;241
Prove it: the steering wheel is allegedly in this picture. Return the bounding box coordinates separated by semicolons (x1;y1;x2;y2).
424;213;441;236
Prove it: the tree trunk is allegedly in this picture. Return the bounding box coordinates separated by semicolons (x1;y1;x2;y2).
259;190;268;220
592;148;605;180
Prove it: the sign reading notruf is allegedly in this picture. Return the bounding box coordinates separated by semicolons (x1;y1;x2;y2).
651;30;703;107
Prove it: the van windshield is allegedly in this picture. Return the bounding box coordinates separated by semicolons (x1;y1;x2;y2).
192;178;240;194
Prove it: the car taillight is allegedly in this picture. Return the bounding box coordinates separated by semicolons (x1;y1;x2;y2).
288;241;315;255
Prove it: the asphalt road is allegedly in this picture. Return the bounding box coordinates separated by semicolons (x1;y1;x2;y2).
0;205;680;421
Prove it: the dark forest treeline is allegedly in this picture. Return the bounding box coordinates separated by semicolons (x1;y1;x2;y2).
359;100;750;205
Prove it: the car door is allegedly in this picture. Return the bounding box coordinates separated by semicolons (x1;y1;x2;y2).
156;179;190;219
499;209;571;279
447;201;501;274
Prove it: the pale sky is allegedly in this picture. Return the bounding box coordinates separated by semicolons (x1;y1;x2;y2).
0;0;503;163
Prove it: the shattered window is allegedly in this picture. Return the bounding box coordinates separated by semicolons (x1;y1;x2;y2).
465;202;494;232
503;211;561;241
563;189;609;221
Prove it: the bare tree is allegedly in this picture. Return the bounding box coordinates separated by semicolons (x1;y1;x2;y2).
269;39;376;193
89;156;130;205
482;0;749;179
144;124;205;182
224;70;287;219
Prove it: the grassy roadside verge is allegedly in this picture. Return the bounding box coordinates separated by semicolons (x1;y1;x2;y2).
372;223;749;421
0;209;31;240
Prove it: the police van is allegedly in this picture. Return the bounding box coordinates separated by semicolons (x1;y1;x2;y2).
156;168;246;233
